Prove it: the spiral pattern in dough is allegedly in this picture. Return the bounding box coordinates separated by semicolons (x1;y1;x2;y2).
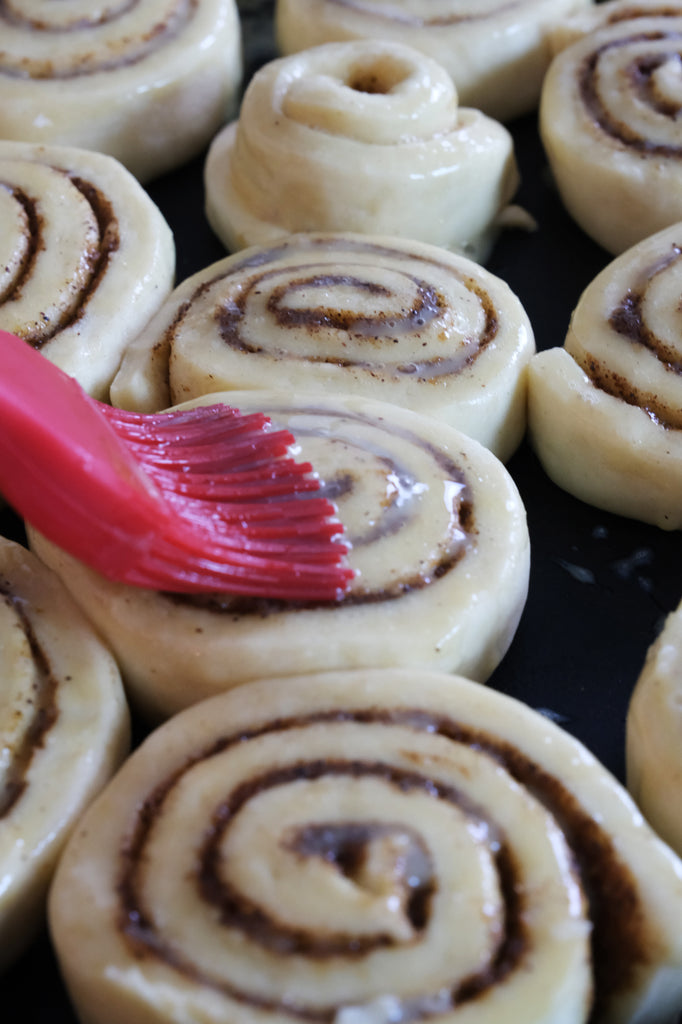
627;598;682;858
528;220;682;528
540;0;682;254
0;0;242;182
48;668;682;1024
110;233;535;461
29;391;530;720
204;40;518;261
275;0;592;122
0;537;129;972
0;139;175;399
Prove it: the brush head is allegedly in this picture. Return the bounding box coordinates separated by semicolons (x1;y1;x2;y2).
0;330;353;601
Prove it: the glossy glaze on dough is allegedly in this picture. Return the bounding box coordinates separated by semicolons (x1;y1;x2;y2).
204;41;519;261
627;598;682;858
48;668;682;1024
527;221;682;528
540;1;682;254
29;391;530;720
275;0;594;122
0;0;242;183
0;537;129;972
0;139;175;400
110;233;535;461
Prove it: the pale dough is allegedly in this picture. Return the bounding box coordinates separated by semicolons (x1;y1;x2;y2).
110;232;535;462
0;536;129;971
204;41;519;262
0;139;175;400
49;667;682;1024
29;391;530;720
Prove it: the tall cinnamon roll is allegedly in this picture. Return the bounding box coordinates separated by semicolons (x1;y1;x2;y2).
48;668;682;1024
110;233;535;462
0;537;129;972
28;392;530;720
527;220;682;528
0;140;174;400
627;598;682;858
275;0;593;122
0;0;242;183
540;1;682;254
204;41;519;261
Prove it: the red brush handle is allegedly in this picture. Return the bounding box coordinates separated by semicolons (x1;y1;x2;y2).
0;330;173;564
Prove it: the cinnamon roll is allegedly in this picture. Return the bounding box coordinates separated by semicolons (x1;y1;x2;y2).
48;667;682;1024
28;392;530;720
110;233;535;462
275;0;593;122
204;41;519;261
540;1;682;254
0;536;129;972
627;598;682;858
0;0;242;183
0;139;174;400
527;220;682;528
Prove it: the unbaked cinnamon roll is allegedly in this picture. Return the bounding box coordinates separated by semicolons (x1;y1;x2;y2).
540;0;682;254
0;139;174;400
204;41;519;261
527;220;682;528
48;667;682;1024
627;598;682;858
110;233;535;462
0;0;242;183
29;391;530;720
275;0;593;122
0;536;129;972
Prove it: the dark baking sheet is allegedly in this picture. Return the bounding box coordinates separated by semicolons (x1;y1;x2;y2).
5;4;682;1019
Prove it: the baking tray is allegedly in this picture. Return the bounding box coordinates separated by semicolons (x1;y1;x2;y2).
4;3;682;1019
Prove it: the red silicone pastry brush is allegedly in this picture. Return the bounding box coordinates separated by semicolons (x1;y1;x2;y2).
0;329;353;600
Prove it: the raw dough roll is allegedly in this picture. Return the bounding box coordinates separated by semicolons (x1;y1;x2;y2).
0;537;129;972
0;140;175;400
49;668;682;1024
627;598;682;857
275;0;593;122
204;41;519;261
29;392;530;720
110;233;535;462
0;0;242;183
527;220;682;528
540;1;682;254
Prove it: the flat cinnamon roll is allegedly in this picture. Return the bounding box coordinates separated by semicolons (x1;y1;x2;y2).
48;668;682;1024
110;233;535;462
204;41;519;261
0;536;129;972
540;0;682;254
527;221;682;528
29;392;530;721
0;140;174;400
275;0;593;122
0;0;242;183
627;598;682;858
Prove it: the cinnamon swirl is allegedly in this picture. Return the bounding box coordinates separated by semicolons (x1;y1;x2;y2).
110;233;535;462
0;0;242;183
627;598;682;858
28;392;530;720
0;139;174;400
0;536;129;971
275;0;593;122
527;220;682;528
48;668;682;1024
204;41;519;261
540;0;682;254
